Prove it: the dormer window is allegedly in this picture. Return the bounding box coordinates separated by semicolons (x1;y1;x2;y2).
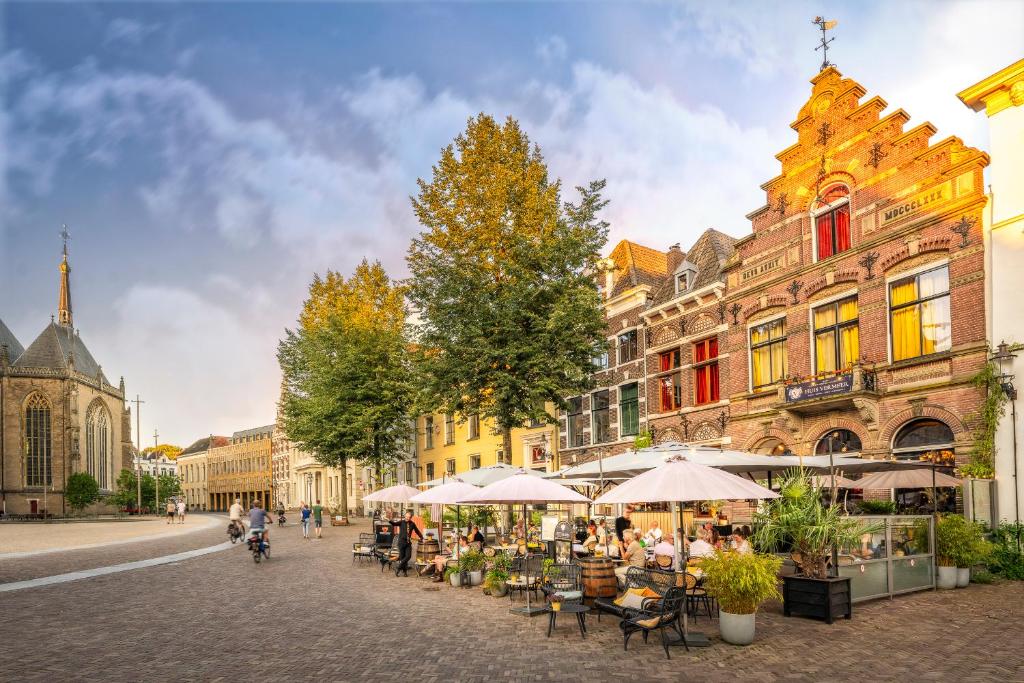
676;272;689;292
674;261;697;295
812;184;851;261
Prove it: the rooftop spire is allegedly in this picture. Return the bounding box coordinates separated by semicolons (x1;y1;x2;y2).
58;224;72;327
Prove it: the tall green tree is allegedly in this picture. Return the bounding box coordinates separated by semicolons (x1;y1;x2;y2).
407;114;609;460
278;260;413;515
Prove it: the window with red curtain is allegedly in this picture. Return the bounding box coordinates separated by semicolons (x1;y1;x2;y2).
693;337;719;405
814;185;851;261
659;349;680;372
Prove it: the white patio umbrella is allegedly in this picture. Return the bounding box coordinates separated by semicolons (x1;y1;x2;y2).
419;463;546;488
409;480;480;545
594;454;779;646
808;474;859;489
362;484;421;503
854;466;962;515
459;471;591;616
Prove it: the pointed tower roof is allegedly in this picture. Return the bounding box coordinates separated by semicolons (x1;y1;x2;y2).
0;318;25;363
58;225;73;328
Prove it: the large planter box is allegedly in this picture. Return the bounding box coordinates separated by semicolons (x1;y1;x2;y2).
782;575;852;624
331;516;349;526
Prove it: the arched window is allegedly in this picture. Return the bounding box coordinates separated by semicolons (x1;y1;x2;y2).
812;184;851;261
753;438;791;456
892;419;955;457
25;393;52;487
814;429;862;455
86;403;111;490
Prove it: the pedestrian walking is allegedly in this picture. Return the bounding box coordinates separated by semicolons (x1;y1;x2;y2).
300;501;311;539
176;499;186;524
165;499;175;524
312;499;324;539
392;509;423;577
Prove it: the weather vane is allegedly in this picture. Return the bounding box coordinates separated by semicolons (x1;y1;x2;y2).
812;16;838;71
60;224;71;255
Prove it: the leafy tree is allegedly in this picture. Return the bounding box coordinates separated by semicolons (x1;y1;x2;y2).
66;472;100;512
157;473;181;503
278;259;413;516
109;469;178;511
407;113;609;460
142;444;183;460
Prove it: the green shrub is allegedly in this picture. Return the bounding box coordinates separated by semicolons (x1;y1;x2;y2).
970;569;996;584
66;472;100;512
857;500;897;515
935;514;987;568
458;549;485;573
700;550;782;615
986;522;1024;579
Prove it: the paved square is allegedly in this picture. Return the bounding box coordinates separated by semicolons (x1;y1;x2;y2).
2;518;1022;682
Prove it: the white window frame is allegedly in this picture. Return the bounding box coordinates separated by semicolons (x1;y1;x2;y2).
617;327;640;365
884;258;949;366
810;185;852;263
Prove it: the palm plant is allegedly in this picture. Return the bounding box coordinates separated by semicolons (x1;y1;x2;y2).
753;469;879;579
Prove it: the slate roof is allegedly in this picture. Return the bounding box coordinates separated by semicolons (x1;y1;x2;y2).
231;424;275;440
179;435;231;456
13;321;109;383
606;240;669;298
648;228;737;306
0;318;24;362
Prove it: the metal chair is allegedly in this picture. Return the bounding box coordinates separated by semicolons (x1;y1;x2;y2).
352;533;376;564
685;572;714;622
621;586;688;659
541;563;583;604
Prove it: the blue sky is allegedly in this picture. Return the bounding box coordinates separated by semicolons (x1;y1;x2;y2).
2;1;1022;445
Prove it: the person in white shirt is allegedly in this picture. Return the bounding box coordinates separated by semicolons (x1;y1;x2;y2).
644;520;663;546
176;499;186;524
228;498;246;535
652;533;676;558
688;531;716;559
731;529;753;554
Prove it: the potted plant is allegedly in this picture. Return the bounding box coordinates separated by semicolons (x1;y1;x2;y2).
700;550;782;645
485;552;513;597
459;549;485;586
445;566;461;587
754;470;877;623
547;593;564;612
935;514;988;588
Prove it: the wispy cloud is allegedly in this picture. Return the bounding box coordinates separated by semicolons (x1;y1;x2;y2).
536;35;568;64
104;17;160;47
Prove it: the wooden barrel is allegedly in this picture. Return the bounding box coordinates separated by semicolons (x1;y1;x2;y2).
416;539;440;563
579;557;617;603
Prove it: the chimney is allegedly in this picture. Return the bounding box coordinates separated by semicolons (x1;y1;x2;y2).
667;243;685;272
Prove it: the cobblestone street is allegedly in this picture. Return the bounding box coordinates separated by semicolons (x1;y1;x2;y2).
1;518;1022;682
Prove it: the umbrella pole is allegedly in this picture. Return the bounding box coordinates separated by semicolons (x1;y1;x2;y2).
932;465;938;517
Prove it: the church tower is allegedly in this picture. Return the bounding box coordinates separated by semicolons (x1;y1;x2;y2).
58;225;73;327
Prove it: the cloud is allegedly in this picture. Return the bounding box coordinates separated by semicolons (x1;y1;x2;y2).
536;35;568;64
104;17;160;46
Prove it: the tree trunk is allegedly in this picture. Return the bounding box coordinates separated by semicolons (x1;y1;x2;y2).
339;457;349;520
502;426;513;470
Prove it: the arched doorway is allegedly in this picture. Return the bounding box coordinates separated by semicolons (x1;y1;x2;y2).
753;438;791;456
890;419;957;513
814;429;862;456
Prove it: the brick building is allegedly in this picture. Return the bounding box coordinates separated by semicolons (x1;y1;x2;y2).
722;67;990;490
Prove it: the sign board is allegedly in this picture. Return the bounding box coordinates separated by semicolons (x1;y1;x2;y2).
785;373;853;402
880;181;951;228
541;515;559;542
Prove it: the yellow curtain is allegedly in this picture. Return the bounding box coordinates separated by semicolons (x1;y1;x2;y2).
752;346;767;386
771;341;787;382
839;298;858;322
891;280;920;361
814;306;835;330
816;331;836;373
840;325;859;367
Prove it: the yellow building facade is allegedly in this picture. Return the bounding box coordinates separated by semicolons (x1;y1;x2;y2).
415;411;558;483
208;425;274;511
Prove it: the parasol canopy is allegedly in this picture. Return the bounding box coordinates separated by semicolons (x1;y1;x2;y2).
420;463;546;488
808;474;859;489
362;484;422;503
854;467;963;490
593;455;780;505
409;480;480;505
458;470;591;504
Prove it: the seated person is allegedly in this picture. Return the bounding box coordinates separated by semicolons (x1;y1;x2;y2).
652;533;676;559
432;535;468;582
579;521;598;551
688;531;716;559
731;528;752;554
710;528;724;550
613;530;647;583
470;525;485;545
596;519;609;545
643;520;663;546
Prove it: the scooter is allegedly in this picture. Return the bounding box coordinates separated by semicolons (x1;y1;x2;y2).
227;521;244;544
248;530;270;563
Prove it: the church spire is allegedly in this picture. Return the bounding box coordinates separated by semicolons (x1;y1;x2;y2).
58;225;72;327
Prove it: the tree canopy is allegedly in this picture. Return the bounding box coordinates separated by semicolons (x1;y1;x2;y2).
406;113;609;457
142;443;183;460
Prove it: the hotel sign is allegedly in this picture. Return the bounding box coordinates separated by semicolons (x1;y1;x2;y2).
785;373;853;403
741;256;783;283
880;181;951;228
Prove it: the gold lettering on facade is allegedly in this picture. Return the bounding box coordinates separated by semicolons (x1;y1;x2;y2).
741;256;783;282
880;181;952;228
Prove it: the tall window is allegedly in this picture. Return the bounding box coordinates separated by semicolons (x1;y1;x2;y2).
424;416;434;449
750;319;787;389
25;393;52;487
86;404;111;489
618;330;638;364
467;414;480;440
444;414;455;445
619;383;639;437
469;454;481;470
425;463;434;480
593;348;609;370
591;390;610;444
890;265;951;361
496;449;508;465
814;185;851;260
814;296;859;372
445;459;456;476
567;397;585;448
694;337;720;405
658;349;682;412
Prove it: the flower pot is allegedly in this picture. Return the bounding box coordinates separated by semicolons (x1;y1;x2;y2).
492;583;509;598
719;610;756;646
956;568;970;588
469;570;483;586
551;602;562;612
449;573;462;587
781;575;852;624
936;566;957;590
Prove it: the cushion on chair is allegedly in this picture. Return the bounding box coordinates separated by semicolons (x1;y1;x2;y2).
615;592;648;610
555;590;583;601
635;614;671;629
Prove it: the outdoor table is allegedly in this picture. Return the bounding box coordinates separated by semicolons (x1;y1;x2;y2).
546;603;590;638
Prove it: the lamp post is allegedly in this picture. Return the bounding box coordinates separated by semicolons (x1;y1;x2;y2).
991;341;1019;549
131;395;144;513
153;428;160;514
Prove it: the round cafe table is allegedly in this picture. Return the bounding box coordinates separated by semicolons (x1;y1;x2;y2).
546;603;590;638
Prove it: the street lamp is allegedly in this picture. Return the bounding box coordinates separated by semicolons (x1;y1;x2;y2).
991;341;1019;547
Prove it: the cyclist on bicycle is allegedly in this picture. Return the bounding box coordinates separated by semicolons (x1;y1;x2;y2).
248;499;273;544
229;498;246;536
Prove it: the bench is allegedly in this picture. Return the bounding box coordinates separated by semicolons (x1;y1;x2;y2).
594;567;679;622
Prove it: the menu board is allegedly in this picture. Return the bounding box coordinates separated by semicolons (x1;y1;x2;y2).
541;515;559;542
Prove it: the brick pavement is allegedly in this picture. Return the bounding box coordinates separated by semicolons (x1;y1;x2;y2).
2;522;1023;682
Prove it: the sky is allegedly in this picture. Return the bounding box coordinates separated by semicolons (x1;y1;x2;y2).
1;1;1022;446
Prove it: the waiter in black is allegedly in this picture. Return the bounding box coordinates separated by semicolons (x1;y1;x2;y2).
393;509;423;577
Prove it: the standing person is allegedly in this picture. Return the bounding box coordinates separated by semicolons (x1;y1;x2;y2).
176;499;186;524
166;499;176;524
229;498;245;536
393;509;423;577
614;505;634;542
299;502;311;539
312;499;324;539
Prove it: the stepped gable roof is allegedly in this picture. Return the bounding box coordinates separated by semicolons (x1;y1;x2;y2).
606;240;668;298
179;435;231;456
14;321;109;383
0;318;25;362
648;228;737;306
